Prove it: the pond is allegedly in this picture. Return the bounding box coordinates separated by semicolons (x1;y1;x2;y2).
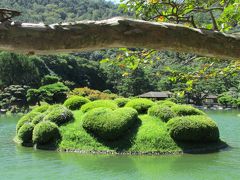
0;110;239;180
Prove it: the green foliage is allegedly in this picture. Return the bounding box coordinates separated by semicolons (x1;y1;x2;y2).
125;98;155;114
114;98;130;107
16;112;41;132
32;104;50;113
148;105;176;122
32;121;61;145
81;100;118;113
156;100;177;107
167;116;220;142
32;113;46;125
82;107;138;140
41;75;60;85
43;105;73;126
218;93;235;107
17;123;34;143
171;105;205;116
63;96;90;110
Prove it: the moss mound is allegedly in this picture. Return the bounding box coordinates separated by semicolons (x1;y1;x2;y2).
148;105;176;122
125;98;155;114
157;100;176;107
171;105;205;116
114;98;130;107
33;121;61;145
64;96;90;110
17;123;34;143
167;115;219;142
16;112;41;132
43;105;74;126
81;100;118;113
82;107;138;140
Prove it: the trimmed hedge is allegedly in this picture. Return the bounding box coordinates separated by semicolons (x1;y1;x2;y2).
171;105;205;116
18;123;34;143
157;100;176;107
148;105;176;122
63;96;90;110
32;121;61;145
125;98;155;114
32;113;46;125
81;100;118;113
167;115;219;142
82;107;138;140
16;112;41;132
114;98;130;107
32;104;50;113
43;105;74;126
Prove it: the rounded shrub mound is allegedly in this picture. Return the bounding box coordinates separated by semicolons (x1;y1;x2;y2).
82;107;138;140
44;105;74;126
157;100;176;107
32;104;50;113
32;121;61;145
63;96;90;110
125;98;155;114
167;115;219;142
16;112;41;132
148;105;176;122
17;123;34;143
81;100;118;113
114;98;130;107
32;113;46;125
171;105;205;116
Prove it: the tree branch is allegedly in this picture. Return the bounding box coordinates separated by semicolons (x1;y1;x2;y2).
0;17;239;59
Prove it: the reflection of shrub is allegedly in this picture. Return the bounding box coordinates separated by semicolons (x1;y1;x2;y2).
82;107;138;140
171;105;205;116
44;105;73;126
114;98;130;107
167;116;219;142
81;100;118;113
32;121;61;145
125;98;154;114
64;96;90;110
148;105;176;122
156;100;176;107
18;123;34;143
16;112;41;132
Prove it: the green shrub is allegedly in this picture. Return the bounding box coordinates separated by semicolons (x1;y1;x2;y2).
114;98;130;107
171;105;205;116
32;104;50;113
82;107;138;140
148;105;176;122
167;116;219;142
63;96;90;110
32;113;46;125
157;100;176;107
18;123;34;143
44;105;73;126
81;100;118;113
125;98;155;114
16;112;41;132
32;121;61;145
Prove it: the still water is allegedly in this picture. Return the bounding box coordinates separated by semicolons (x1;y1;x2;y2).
0;111;239;180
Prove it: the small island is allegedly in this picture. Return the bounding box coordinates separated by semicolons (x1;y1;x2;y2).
14;96;227;155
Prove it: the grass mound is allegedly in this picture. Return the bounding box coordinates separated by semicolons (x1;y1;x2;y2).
125;98;155;114
114;98;130;107
17;123;34;143
82;107;138;140
171;105;205;116
148;105;176;122
81;100;118;113
43;105;74;126
64;96;90;110
167;115;219;142
33;121;61;145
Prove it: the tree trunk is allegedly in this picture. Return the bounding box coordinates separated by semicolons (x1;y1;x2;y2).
0;17;239;59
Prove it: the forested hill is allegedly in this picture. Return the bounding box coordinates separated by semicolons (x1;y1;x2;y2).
0;0;123;24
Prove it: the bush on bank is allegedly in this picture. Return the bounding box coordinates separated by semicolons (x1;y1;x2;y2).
81;100;118;113
82;107;138;140
148;105;176;122
63;96;90;110
114;98;130;107
125;98;155;114
171;105;205;116
157;100;176;107
167;115;219;142
18;123;35;143
16;111;41;132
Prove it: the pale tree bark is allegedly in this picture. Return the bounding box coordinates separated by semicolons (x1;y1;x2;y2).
0;17;239;59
